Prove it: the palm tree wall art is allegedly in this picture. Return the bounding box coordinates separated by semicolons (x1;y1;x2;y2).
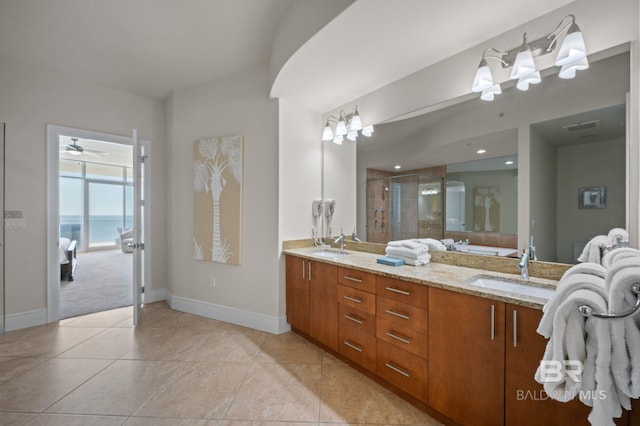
193;134;243;265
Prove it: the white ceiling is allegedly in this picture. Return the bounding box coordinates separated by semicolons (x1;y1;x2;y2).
0;0;291;100
0;0;573;108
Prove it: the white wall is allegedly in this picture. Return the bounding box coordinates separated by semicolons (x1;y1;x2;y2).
0;57;166;326
529;127;557;261
167;66;285;333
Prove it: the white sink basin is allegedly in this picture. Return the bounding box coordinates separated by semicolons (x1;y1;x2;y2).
468;276;556;299
311;248;349;258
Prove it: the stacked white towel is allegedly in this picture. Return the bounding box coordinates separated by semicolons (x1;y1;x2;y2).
385;239;431;266
602;247;640;269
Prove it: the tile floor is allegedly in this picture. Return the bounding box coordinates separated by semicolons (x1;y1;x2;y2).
0;302;442;425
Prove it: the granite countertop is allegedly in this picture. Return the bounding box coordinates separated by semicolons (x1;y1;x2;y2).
284;246;559;309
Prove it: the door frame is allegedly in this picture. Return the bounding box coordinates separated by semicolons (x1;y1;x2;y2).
46;124;151;322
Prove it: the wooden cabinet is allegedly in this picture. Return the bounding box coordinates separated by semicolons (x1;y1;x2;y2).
428;287;506;426
286;255;337;350
285;256;309;334
309;260;338;351
377;339;428;401
338;266;377;373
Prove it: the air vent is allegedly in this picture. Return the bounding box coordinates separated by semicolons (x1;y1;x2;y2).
562;120;600;132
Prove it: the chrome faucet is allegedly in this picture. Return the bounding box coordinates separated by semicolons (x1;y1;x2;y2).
334;230;346;253
351;227;362;242
518;249;530;280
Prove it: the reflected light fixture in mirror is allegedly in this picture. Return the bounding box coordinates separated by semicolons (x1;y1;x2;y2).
322;105;374;144
471;15;588;101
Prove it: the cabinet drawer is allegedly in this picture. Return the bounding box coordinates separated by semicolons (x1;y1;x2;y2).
377;276;428;308
339;326;376;373
376;317;428;359
377;296;428;334
339;303;375;336
377;339;427;402
338;285;375;315
338;267;376;293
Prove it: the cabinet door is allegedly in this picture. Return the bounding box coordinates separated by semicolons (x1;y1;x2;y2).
506;304;628;426
428;288;506;426
309;261;338;351
285;256;309;334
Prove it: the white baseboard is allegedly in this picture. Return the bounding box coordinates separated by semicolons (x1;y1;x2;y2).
169;294;290;335
5;309;48;332
143;287;168;304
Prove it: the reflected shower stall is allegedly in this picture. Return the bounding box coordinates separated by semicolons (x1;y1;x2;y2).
366;174;444;244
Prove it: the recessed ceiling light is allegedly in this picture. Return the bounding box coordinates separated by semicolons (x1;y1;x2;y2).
394;165;401;169
476;149;487;154
505;160;514;165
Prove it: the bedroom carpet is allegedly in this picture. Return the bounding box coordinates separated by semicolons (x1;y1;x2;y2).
60;249;133;319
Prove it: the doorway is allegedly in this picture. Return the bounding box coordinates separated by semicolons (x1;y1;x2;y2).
46;125;150;322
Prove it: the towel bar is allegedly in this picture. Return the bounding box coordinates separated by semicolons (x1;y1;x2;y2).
578;283;640;319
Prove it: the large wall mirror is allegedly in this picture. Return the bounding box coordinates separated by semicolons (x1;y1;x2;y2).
323;47;630;265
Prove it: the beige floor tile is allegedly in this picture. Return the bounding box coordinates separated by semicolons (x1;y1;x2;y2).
58;328;138;359
0;358;112;412
226;363;321;422
221;422;318;426
0;412;37;426
57;307;133;328
45;360;179;416
121;327;208;361
23;414;127;425
320;363;433;425
0;357;49;385
0;326;104;357
255;332;323;364
183;327;265;363
124;418;220;425
134;361;250;418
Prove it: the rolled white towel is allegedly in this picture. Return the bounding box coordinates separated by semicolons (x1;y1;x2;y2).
606;258;640;400
535;289;594;402
538;273;607;335
607;228;629;245
560;263;606;281
577;235;609;264
386;245;428;258
602;247;640;269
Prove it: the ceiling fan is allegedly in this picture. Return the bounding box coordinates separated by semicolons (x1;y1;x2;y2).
61;138;108;157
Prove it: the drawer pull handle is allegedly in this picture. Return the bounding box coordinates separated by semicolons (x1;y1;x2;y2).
385;286;411;296
344;341;363;352
344;314;364;324
343;295;362;304
385;309;410;320
490;305;495;341
344;276;363;283
386;331;411;344
385;362;411;378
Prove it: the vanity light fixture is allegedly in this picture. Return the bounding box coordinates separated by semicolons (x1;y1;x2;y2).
471;15;588;101
322;106;374;144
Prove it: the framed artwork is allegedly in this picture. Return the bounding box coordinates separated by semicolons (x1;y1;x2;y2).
193;134;243;265
473;186;501;232
578;186;606;209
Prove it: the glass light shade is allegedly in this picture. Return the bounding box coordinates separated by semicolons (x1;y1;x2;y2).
510;49;536;79
555;24;586;66
335;118;347;136
346;130;358;141
516;71;541;91
350;111;363;131
321;123;334;141
361;125;374;137
480;84;501;101
472;59;494;93
332;135;343;145
558;56;589;79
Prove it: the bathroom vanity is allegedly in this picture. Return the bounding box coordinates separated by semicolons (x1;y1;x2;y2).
284;247;630;426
